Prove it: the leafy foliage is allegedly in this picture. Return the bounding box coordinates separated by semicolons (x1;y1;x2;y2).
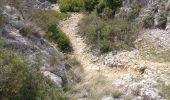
142;16;154;29
27;9;72;52
59;0;84;12
158;15;167;29
95;0;122;18
127;4;141;20
0;44;66;100
47;25;72;52
84;0;98;12
79;14;139;53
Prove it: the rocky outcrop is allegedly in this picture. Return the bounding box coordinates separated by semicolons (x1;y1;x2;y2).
1;5;66;87
122;0;170;29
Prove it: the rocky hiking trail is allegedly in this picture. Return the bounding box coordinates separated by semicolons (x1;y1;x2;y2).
59;13;137;81
59;13;170;99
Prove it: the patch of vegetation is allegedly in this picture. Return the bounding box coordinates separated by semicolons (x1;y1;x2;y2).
59;0;84;12
0;41;66;100
142;16;154;29
79;14;140;53
28;9;69;30
47;24;72;52
158;15;167;29
95;0;122;18
27;9;72;52
84;0;98;12
112;90;122;98
20;24;42;38
66;74;113;99
59;0;122;18
127;4;141;20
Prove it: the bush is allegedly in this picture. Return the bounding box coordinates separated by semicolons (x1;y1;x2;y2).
26;9;72;52
112;90;122;98
84;0;98;12
47;24;72;52
59;0;84;12
79;14;139;53
95;0;122;18
0;45;66;100
127;4;141;20
158;15;167;29
142;16;154;29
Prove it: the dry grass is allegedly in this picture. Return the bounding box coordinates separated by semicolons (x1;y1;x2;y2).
65;73;121;100
137;39;170;63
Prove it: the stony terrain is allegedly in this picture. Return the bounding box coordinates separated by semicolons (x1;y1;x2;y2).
56;0;170;99
2;0;170;99
59;12;170;99
2;4;66;87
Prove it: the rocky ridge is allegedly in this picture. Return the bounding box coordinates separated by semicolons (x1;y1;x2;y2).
1;3;66;87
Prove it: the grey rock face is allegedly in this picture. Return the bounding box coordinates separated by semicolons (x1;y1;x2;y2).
2;5;66;87
122;0;169;28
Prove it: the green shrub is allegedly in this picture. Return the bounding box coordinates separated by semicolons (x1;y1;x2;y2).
0;45;66;100
112;90;122;98
158;15;167;29
79;14;139;53
142;16;154;29
84;0;98;12
59;0;84;12
95;0;122;18
127;4;141;20
26;9;72;52
47;24;72;52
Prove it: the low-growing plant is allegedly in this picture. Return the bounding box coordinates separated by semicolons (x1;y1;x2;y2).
28;9;69;30
112;90;122;98
142;16;154;29
47;24;72;52
95;0;122;18
0;43;66;100
79;14;140;53
59;0;84;12
127;4;141;20
84;0;98;12
158;15;167;29
26;9;72;52
20;24;41;38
